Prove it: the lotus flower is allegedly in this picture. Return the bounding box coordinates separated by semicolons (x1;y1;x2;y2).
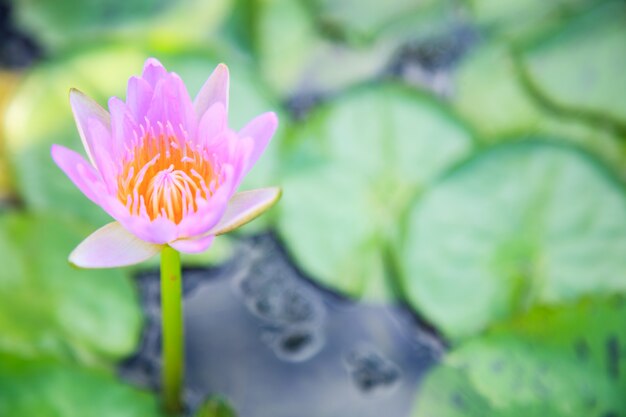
51;58;280;268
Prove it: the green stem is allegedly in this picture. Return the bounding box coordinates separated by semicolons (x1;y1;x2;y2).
160;246;183;414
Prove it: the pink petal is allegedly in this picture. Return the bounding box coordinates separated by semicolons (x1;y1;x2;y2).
194;63;229;117
209;187;282;236
169;234;215;253
69;88;111;167
177;164;236;237
108;97;137;156
86;118;116;192
141;58;168;87
197;102;227;148
238;112;278;175
70;222;162;268
101;196;179;245
146;75;196;139
126;75;153;121
51;144;107;204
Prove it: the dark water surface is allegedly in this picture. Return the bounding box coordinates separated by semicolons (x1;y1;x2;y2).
121;235;444;417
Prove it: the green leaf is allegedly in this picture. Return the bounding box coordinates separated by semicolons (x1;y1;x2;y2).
401;141;626;339
310;0;441;44
278;84;473;300
12;0;233;51
0;71;20;204
0;213;142;365
194;396;237;417
467;0;594;43
254;0;394;97
0;353;164;417
451;40;626;175
412;297;626;417
519;0;626;129
2;40;282;240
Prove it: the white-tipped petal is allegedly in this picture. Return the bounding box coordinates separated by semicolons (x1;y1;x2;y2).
69;88;111;167
194;63;229;117
209;187;282;236
169;234;215;254
70;222;162;268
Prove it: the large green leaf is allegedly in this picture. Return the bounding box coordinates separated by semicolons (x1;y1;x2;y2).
194;396;237;417
519;0;626;129
467;0;594;42
0;353;164;417
278;84;473;300
451;40;626;175
412;297;626;417
0;213;142;365
0;71;20;204
3;40;282;239
254;0;394;97
310;0;441;44
254;0;461;98
13;0;232;51
401;141;626;339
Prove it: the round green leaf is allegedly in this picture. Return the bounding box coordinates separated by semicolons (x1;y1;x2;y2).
279;84;473;300
13;0;232;51
467;0;593;42
310;0;440;43
0;354;164;417
402;141;626;339
520;1;626;128
452;40;626;174
3;40;282;238
0;213;142;365
194;396;237;417
413;297;626;417
254;0;394;97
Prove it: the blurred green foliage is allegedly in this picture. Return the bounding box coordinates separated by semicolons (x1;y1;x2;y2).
0;0;625;414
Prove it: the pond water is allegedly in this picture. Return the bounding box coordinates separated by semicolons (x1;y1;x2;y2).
121;234;444;417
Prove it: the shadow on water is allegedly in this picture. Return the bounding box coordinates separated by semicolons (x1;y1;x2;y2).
121;234;445;417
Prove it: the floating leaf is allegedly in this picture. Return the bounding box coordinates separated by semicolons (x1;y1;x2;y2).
402;141;626;339
0;71;20;204
412;297;626;417
0;213;142;365
519;0;626;128
254;0;394;97
451;40;626;175
467;0;593;42
0;353;164;417
12;0;232;51
310;0;441;44
279;84;473;300
194;396;237;417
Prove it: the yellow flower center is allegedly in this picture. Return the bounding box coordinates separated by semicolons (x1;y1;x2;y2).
117;129;215;224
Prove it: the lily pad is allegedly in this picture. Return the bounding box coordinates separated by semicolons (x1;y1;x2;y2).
310;0;440;44
402;141;626;339
3;40;282;239
0;213;142;366
278;84;473;300
451;40;626;175
467;0;593;42
412;297;626;416
0;353;164;416
12;0;232;51
254;0;394;97
194;396;237;417
0;71;20;203
519;0;626;128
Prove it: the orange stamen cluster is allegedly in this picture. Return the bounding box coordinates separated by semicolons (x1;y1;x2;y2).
117;124;215;224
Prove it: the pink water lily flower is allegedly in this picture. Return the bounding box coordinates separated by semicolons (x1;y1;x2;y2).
52;58;280;268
